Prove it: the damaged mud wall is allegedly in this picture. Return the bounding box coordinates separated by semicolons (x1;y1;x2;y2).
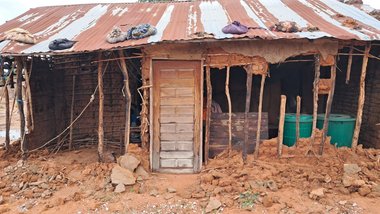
27;52;141;150
26;58;63;149
333;46;380;148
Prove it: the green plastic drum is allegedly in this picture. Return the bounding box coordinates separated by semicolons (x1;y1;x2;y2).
283;114;313;147
317;114;356;148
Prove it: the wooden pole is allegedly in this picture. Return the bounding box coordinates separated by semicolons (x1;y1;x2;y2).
352;44;371;150
243;72;253;161
225;66;232;157
254;74;266;159
320;60;337;155
346;45;353;84
140;57;150;150
98;53;104;162
69;75;76;151
310;55;321;146
16;58;26;157
5;84;10;150
24;59;33;131
205;65;212;164
119;50;131;154
277;95;286;158
295;96;301;147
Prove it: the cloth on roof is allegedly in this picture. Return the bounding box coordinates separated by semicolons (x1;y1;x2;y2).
126;24;157;40
270;21;302;33
222;21;248;34
4;28;36;44
106;26;128;44
48;38;76;50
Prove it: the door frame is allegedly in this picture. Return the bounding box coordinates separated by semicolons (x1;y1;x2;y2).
150;59;203;173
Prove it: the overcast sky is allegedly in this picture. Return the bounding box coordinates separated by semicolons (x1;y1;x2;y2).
0;0;379;25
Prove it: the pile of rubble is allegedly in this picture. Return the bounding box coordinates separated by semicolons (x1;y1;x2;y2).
110;154;149;193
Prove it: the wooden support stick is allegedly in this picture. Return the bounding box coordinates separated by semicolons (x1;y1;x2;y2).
98;53;104;162
205;65;212;164
225;66;232;157
320;61;337;155
16;58;26;157
5;85;10;150
140;57;150;150
295;96;301;147
119;50;131;154
277;95;286;158
25;59;33;131
310;55;321;146
243;72;253;161
254;75;266;159
346;45;353;84
69;75;76;151
352;44;371;150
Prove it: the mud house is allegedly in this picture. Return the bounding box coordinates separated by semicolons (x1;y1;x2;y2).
0;1;379;173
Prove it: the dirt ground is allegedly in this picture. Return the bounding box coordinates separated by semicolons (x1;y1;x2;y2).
1;89;380;214
0;138;379;214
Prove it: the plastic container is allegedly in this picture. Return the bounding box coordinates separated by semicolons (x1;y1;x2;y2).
283;114;313;147
317;114;356;148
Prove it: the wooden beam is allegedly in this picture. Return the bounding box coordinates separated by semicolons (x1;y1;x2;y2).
352;44;371;150
16;57;26;157
320;60;337;155
205;65;212;164
69;75;76;151
5;84;10;150
310;55;321;146
277;95;286;158
254;75;266;159
119;50;132;154
295;96;301;147
243;72;253;161
225;66;232;157
346;45;353;84
98;52;104;162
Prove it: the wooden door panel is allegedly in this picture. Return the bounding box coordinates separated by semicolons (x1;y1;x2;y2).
152;60;201;173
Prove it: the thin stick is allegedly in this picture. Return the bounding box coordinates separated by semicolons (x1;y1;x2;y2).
69;75;76;151
243;72;253;161
310;55;321;146
352;44;371;150
225;66;232;157
5;85;10;150
98;52;104;162
277;95;287;158
16;58;26;158
205;65;212;164
346;45;353;84
320;60;337;155
295;96;301;147
119;50;131;154
254;74;266;159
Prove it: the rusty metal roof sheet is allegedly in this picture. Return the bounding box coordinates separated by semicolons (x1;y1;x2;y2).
0;0;379;55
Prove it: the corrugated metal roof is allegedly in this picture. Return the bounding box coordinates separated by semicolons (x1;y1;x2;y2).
0;0;379;55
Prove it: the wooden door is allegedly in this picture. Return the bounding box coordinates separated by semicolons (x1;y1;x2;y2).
152;60;202;173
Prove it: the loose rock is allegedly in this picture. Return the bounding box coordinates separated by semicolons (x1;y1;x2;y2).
343;164;361;175
111;165;136;186
135;165;149;179
358;186;371;196
167;187;176;193
205;197;222;213
114;183;126;193
309;188;325;200
118;154;140;172
262;196;273;207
